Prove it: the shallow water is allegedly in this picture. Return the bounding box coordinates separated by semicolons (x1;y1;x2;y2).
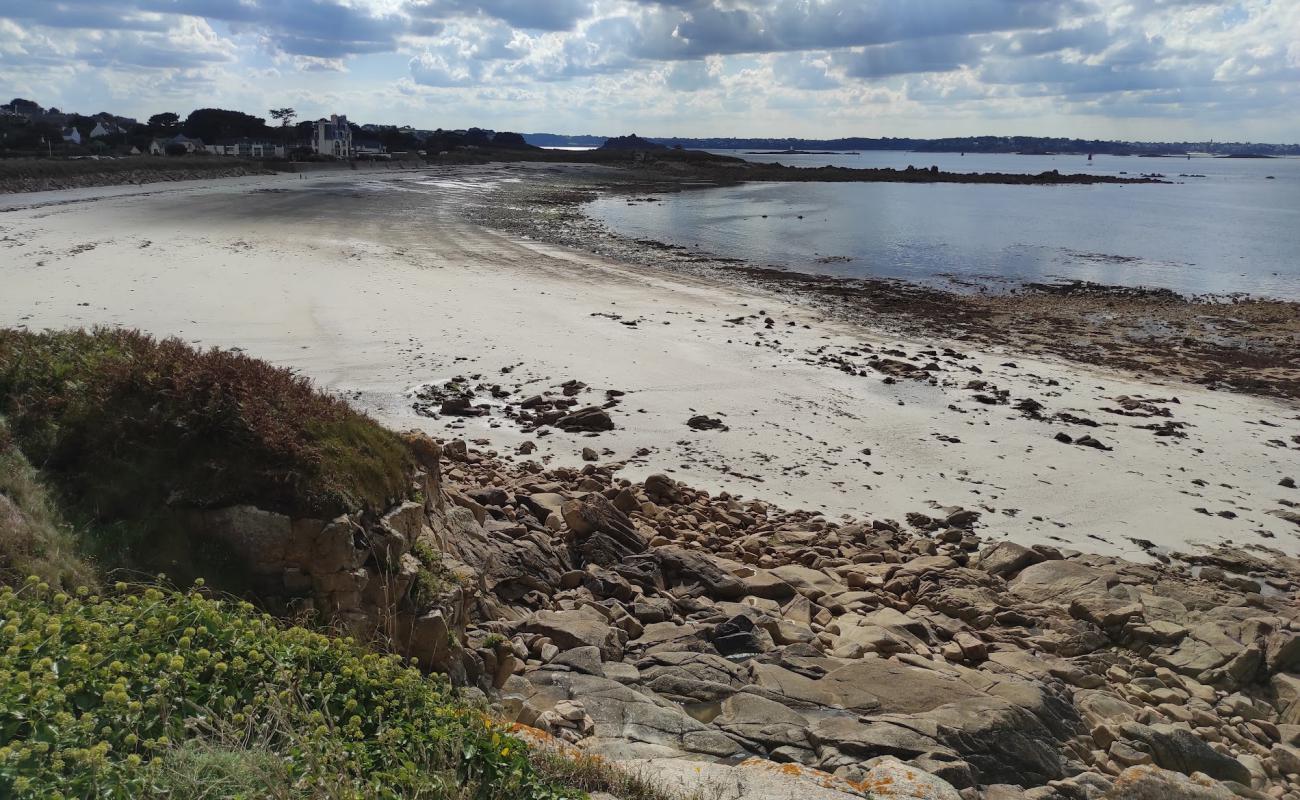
588;151;1300;299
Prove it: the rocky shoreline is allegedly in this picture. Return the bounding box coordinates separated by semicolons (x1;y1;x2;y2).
3;165;1300;799
181;420;1300;798
467;163;1300;403
344;431;1299;799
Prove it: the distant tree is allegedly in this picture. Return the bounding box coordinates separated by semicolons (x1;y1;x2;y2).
68;114;95;141
269;107;297;128
269;108;297;158
491;132;530;149
6;98;43;115
148;112;180;133
464;128;493;146
0;118;59;152
181;108;270;143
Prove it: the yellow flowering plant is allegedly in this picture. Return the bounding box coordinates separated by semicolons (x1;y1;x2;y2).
0;581;579;799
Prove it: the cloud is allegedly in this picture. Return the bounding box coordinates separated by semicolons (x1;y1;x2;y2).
630;0;1083;59
405;0;593;32
663;59;716;91
1;0;1298;140
839;35;987;79
0;0;409;57
771;52;840;90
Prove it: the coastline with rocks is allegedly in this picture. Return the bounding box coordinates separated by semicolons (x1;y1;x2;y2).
1;165;1298;798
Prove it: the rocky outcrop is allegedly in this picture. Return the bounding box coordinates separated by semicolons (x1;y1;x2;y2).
187;433;1300;799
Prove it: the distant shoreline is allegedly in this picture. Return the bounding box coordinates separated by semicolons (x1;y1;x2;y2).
744;149;860;156
469;163;1300;403
0;149;1167;195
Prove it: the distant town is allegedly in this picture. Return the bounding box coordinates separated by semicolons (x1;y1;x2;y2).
0;98;529;161
3;97;1298;160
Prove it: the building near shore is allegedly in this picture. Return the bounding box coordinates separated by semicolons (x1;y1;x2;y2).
354;138;388;157
311;115;353;158
149;134;205;155
89;121;118;139
207;138;285;158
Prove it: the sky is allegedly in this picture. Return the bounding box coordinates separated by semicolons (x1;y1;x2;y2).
2;0;1298;141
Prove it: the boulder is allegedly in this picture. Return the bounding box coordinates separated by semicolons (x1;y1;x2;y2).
816;693;1067;786
1100;766;1234;799
556;406;614;432
709;614;773;656
550;645;605;677
521;492;567;522
1273;743;1300;776
741;568;798;601
643;473;678;502
522;608;625;661
713;692;812;752
821;660;981;715
616;758;871;800
527;670;741;759
1151;623;1241;679
1272;672;1300;724
770;564;844;599
1009;560;1112;605
1118;722;1250;785
563;494;648;565
655;546;747;600
438;506;571;601
636;651;748;704
1069;595;1144;629
748;663;840;710
856;757;962;800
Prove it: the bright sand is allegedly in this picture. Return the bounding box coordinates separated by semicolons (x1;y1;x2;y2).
2;166;1297;558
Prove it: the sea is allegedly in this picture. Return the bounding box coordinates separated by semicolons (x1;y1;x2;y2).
585;150;1300;300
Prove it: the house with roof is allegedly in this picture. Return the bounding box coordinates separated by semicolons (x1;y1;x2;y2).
353;138;388;157
311;114;353;159
89;121;118;138
61;128;82;145
149;134;205;155
206;138;285;159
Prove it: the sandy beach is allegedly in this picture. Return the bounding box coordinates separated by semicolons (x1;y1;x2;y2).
2;164;1297;560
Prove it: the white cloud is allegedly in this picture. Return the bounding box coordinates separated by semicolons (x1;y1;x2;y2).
0;0;1296;139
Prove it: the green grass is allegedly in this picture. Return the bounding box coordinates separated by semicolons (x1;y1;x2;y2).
0;419;96;591
531;749;695;800
0;580;580;799
0;328;412;568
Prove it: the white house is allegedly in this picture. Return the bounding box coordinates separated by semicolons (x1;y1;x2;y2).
150;134;204;155
89;121;117;138
206;138;285;159
61;128;82;145
353;139;387;157
311;115;353;159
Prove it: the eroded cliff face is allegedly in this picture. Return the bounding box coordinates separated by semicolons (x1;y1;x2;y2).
185;432;1300;799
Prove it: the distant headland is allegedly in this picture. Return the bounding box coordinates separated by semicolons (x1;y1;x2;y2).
527;132;1300;158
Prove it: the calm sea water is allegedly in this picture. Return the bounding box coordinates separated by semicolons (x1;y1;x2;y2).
587;150;1300;299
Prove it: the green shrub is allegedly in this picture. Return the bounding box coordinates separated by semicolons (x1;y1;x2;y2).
0;328;412;566
411;539;459;612
0;419;95;591
0;580;579;799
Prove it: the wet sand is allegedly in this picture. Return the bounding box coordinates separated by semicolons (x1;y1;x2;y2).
1;165;1297;559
